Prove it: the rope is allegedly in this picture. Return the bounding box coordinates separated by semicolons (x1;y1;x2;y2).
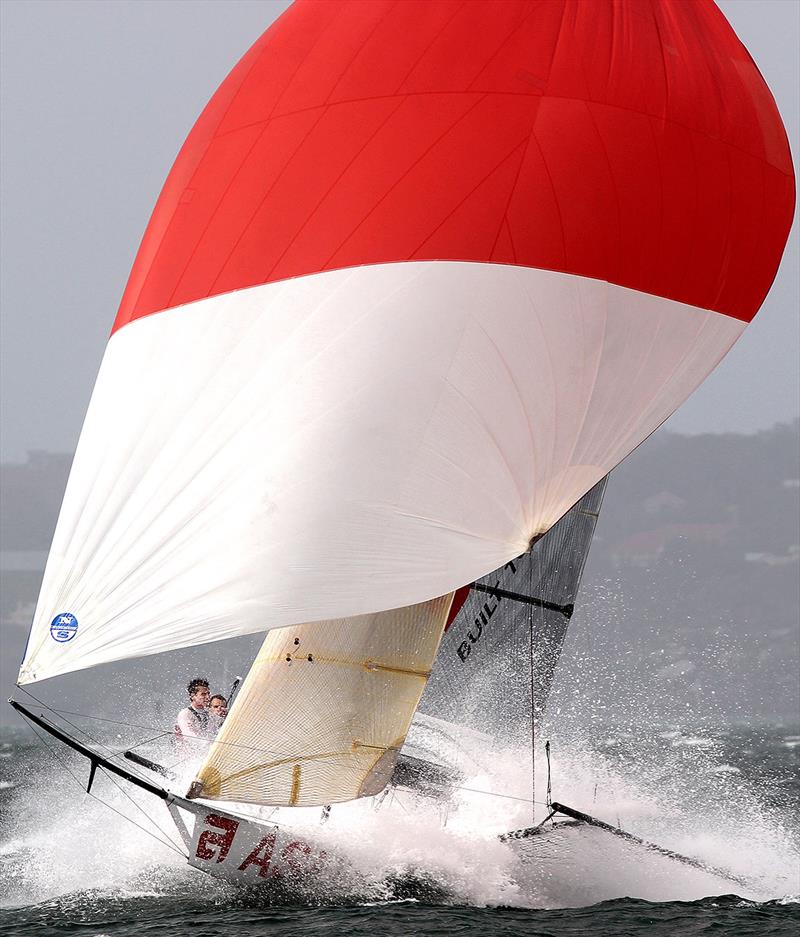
16;688;548;811
16;685;292;761
124;730;174;753
457;785;550;806
17;688;187;855
20;716;187;860
529;539;537;825
17;686;178;739
97;764;186;855
18;686;158;779
29;714;185;856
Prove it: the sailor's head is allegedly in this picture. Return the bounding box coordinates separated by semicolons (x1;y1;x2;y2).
209;695;228;719
187;677;210;710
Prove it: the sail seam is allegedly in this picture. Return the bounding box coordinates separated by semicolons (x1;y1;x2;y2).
203;748;369;792
253;653;432;679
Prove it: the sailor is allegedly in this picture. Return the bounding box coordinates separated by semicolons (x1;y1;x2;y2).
175;677;213;741
208;694;228;732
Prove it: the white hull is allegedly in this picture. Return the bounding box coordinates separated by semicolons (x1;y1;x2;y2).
183;802;329;886
171;791;758;903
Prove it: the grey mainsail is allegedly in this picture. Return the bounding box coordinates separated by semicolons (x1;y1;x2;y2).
417;476;609;744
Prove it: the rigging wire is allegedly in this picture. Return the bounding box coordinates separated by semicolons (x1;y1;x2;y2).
15;685;551;811
528;538;537;826
16;687;188;855
17;686;552;814
16;688;555;814
15;684;304;762
122;730;174;753
16;687;180;739
18;686;161;777
99;760;186;854
96;764;187;856
23;705;185;855
457;785;549;806
19;717;187;860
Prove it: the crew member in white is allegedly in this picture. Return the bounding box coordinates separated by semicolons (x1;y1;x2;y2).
175;677;212;740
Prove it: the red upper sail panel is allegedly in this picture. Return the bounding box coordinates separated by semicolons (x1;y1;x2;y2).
114;0;794;333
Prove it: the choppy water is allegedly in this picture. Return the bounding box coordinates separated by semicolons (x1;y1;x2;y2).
4;895;799;937
1;725;798;935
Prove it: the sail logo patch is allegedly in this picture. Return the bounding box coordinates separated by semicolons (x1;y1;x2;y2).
50;613;78;643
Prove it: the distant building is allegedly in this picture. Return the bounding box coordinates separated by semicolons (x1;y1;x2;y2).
0;451;72;551
611;523;733;568
643;490;686;516
744;545;800;566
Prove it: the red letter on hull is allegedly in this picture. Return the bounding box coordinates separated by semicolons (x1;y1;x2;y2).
238;832;278;878
195;813;239;863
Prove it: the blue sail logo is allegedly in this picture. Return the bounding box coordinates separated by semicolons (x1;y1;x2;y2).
50;613;79;643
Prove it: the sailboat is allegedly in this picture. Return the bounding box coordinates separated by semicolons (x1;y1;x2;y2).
10;0;794;897
14;479;615;888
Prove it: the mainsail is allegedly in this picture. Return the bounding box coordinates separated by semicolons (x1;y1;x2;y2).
420;478;609;743
190;594;453;806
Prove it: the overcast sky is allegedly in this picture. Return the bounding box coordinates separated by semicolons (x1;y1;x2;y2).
1;0;797;463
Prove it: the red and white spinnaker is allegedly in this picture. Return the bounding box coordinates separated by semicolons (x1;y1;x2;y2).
19;0;794;686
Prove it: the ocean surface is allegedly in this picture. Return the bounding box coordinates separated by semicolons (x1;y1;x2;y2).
1;723;798;936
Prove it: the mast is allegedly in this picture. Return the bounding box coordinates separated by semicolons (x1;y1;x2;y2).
416;476;609;813
420;477;608;737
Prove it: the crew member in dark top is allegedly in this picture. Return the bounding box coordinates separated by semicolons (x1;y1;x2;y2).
208;694;228;732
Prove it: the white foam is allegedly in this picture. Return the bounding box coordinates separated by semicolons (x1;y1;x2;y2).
2;724;797;909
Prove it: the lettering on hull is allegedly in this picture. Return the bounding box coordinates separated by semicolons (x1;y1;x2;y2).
188;805;326;884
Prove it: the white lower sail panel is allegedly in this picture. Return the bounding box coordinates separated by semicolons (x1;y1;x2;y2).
19;261;745;683
191;593;453;807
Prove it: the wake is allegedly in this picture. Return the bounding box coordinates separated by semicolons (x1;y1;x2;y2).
1;727;796;910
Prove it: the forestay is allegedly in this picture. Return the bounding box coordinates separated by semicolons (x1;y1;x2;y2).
189;593;453;807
